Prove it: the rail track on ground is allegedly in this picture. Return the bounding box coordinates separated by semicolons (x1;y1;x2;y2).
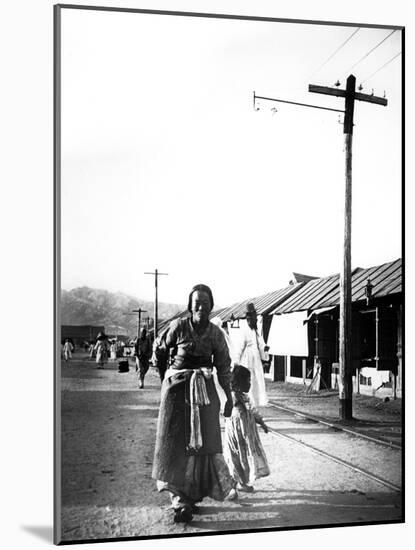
263;400;402;493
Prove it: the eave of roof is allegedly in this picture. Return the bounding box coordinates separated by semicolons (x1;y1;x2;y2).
270;258;401;314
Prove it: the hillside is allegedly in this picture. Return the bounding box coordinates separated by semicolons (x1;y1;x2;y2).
61;287;184;336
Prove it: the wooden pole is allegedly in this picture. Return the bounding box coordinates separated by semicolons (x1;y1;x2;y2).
306;76;387;420
339;74;355;420
155;269;158;338
132;308;147;339
145;269;168;339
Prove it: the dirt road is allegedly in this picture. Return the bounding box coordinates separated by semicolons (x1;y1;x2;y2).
58;356;402;543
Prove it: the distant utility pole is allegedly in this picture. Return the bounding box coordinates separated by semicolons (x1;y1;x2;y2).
144;268;168;338
132;308;147;339
309;75;387;420
123;308;146;339
254;75;387;420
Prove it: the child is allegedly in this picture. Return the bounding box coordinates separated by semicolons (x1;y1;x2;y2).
224;364;270;493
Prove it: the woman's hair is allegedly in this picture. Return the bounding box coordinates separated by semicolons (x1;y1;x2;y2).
231;364;251;391
187;284;214;313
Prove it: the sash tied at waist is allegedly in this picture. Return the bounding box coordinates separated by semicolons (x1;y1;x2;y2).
164;365;212;451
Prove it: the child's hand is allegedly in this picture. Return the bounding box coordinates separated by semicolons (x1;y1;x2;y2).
261;423;269;433
224;399;233;418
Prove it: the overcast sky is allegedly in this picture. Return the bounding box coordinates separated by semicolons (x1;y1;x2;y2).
60;8;402;307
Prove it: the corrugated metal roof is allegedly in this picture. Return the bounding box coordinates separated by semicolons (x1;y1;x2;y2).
213;284;304;322
270;273;339;314
157;258;401;328
318;258;402;307
271;258;401;314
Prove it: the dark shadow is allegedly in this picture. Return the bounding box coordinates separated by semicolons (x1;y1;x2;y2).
190;489;402;532
266;417;319;424
190;517;282;530
21;525;53;543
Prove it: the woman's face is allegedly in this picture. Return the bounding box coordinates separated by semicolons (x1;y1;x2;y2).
191;290;211;325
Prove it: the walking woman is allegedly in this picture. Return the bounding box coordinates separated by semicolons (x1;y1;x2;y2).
94;332;109;369
234;303;268;407
152;284;236;523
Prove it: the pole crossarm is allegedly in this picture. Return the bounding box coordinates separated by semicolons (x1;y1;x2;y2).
254;92;344;113
309;84;387;106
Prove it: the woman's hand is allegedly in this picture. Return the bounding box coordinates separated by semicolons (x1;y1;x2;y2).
224;398;233;418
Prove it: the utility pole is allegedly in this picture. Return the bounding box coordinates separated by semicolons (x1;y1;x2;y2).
144;269;168;338
123;309;146;340
132;308;147;339
309;75;387;420
254;77;387;420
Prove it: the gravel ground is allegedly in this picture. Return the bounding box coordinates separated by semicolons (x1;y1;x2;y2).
58;356;402;543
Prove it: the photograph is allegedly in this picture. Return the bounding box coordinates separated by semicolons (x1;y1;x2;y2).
54;2;403;545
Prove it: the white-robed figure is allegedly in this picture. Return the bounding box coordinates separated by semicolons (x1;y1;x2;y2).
63;339;74;362
233;303;268;407
110;342;117;361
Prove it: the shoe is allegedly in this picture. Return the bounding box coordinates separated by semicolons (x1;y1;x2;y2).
173;506;193;523
226;488;238;501
139;381;144;389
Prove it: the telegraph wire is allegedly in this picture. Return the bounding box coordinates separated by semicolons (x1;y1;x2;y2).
345;29;397;74
309;27;360;78
361;51;401;84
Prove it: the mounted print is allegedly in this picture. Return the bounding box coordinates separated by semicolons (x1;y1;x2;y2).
54;4;403;545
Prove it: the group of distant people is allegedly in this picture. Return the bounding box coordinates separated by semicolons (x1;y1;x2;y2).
62;283;270;525
62;335;126;367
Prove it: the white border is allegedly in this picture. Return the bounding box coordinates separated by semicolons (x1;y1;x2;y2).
1;1;412;549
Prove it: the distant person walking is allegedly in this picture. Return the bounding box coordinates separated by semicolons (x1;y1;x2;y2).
89;342;95;360
110;342;117;362
135;328;151;388
94;332;109;369
234;303;268;407
63;339;74;362
224;364;270;493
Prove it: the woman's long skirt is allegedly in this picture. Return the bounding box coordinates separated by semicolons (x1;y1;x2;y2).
152;372;234;503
